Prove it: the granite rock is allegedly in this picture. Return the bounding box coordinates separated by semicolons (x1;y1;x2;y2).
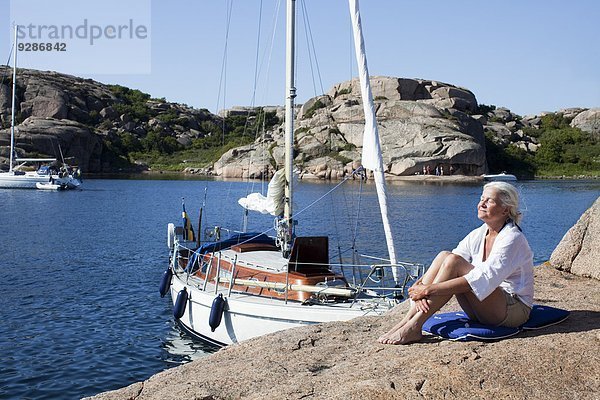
550;196;600;280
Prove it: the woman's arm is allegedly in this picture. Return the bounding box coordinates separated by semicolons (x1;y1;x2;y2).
409;277;471;312
464;231;529;301
409;277;471;300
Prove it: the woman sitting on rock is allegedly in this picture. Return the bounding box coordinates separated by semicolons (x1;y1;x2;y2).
379;181;534;345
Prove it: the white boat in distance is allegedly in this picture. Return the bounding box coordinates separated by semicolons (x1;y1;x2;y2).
161;0;424;346
36;182;65;191
483;172;517;182
0;26;49;189
0;25;82;190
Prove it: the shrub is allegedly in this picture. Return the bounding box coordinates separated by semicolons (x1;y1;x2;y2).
303;100;326;119
336;87;352;96
484;132;536;178
476;103;496;115
109;85;151;122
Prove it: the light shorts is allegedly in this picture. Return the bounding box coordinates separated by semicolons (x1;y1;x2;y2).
499;290;532;328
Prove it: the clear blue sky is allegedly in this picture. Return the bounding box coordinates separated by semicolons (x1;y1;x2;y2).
2;0;599;117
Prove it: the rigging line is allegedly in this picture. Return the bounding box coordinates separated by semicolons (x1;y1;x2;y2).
216;0;234;146
0;44;14;92
291;169;358;220
254;0;281;196
352;170;365;252
328;186;343;264
215;0;234;112
243;0;265;199
249;0;264;108
299;0;317;96
258;0;281;107
300;0;325;96
4;44;12;66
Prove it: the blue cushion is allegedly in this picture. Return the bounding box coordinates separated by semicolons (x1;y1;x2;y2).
422;311;520;341
521;305;570;330
422;305;570;342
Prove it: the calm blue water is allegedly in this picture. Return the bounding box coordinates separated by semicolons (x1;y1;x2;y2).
0;178;598;399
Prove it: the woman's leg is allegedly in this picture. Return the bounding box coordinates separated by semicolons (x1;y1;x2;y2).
377;251;452;343
457;288;507;325
381;253;502;344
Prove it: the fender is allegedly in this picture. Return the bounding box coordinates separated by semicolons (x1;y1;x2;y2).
173;288;188;319
209;294;226;332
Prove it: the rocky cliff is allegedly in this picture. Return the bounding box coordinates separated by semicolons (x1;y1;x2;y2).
1;67;598;176
0;66;220;172
87;198;600;400
214;77;488;179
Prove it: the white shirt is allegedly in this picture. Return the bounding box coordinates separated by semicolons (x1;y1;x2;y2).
452;222;534;307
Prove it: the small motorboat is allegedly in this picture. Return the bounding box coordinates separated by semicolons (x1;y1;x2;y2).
36;182;66;191
483;172;517;182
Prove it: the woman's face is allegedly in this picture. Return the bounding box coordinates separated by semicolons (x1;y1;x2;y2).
477;187;508;225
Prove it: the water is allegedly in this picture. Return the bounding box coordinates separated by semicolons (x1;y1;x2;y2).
0;178;598;399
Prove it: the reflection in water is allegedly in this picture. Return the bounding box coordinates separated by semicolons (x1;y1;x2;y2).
162;322;220;364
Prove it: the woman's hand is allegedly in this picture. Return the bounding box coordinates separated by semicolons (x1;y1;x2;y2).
408;282;431;313
408;282;430;300
414;299;430;313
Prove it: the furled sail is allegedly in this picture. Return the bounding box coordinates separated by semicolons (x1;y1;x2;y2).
348;0;399;276
238;169;286;216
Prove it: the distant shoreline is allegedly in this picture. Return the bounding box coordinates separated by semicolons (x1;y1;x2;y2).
84;170;598;183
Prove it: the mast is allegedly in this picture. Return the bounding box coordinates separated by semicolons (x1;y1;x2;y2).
348;0;399;275
9;24;18;173
281;0;296;256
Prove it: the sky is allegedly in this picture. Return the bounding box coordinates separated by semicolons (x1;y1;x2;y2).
1;0;599;117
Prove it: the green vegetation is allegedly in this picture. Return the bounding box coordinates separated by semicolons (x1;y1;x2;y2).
97;85;598;177
336;87;352;96
474;103;496;115
108;85;152;122
488;113;600;177
303;100;326;119
327;151;353;165
530;115;600;176
341;142;357;152
108;108;280;171
485;132;536;179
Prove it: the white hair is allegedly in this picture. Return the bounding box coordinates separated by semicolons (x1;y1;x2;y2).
483;181;522;225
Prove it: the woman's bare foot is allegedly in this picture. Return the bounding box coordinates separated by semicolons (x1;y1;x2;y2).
380;321;423;345
377;305;418;343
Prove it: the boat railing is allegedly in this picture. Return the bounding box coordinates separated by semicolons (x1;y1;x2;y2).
172;234;426;306
336;260;426;303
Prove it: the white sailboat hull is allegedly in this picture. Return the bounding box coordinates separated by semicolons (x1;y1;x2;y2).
0;172;50;189
163;0;426;348
170;272;380;346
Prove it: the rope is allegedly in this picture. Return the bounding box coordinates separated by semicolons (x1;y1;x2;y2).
216;0;234;146
299;0;325;97
292;168;362;220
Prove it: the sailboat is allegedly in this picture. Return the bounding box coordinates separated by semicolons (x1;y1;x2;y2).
161;0;424;346
0;25;50;189
0;25;82;190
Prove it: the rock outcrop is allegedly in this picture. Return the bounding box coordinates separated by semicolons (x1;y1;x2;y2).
0;66;221;172
550;196;600;280
570;108;600;138
213;77;488;179
0;117;104;172
87;204;600;400
1;66;597;177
